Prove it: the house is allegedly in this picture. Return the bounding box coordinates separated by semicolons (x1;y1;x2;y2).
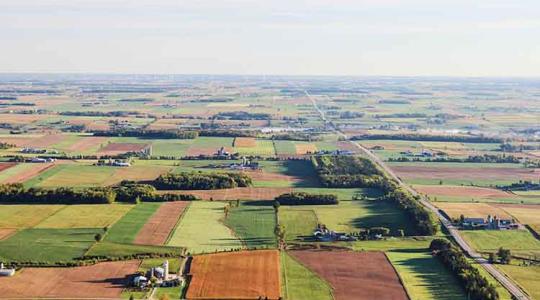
0;263;15;277
133;275;148;288
215;147;230;157
462;217;487;229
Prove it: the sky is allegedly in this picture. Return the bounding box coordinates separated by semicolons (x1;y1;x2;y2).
1;0;539;76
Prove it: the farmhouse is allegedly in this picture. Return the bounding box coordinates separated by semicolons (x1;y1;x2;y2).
462;215;519;230
29;157;55;163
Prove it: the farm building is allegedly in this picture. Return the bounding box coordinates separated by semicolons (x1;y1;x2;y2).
0;263;15;277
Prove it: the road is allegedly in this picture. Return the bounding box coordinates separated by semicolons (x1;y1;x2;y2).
304;90;530;300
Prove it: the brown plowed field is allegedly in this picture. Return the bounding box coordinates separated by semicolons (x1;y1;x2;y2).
98;143;149;155
175;187;293;200
0;228;16;241
2;163;55;183
0;137;35;147
234;137;257;147
290;250;408;300
187;250;280;300
0;162;16;172
434;202;512;220
67;136;109;152
134;201;189;245
392;165;540;181
0;260;140;298
337;141;361;153
414;185;514;198
22;134;66;148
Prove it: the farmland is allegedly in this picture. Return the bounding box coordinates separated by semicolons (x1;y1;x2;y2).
186;250;281;300
167;201;244;253
290;250;408;300
0;74;538;299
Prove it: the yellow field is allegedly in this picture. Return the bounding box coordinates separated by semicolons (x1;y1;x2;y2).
0;205;65;229
295;143;317;154
495;204;540;233
35;204;134;228
434;202;512;220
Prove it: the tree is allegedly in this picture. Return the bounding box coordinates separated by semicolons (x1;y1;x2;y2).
94;233;103;242
274;224;286;248
159;295;170;300
103;226;109;233
224;205;230;218
497;247;511;264
129;295;135;300
488;252;496;263
429;238;451;252
396;229;405;237
272;201;280;213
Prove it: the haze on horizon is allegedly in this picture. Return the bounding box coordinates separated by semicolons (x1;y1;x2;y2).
1;0;539;77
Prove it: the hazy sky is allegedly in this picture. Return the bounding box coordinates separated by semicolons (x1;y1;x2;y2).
1;0;539;76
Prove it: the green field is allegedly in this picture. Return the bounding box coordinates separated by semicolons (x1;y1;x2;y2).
461;230;540;257
167;201;243;253
151;139;193;157
86;241;183;258
0;163;43;182
387;251;467;300
105;203;161;244
281;196;416;235
273;140;297;155
224;202;277;249
0;204;64;228
0;228;99;262
279;208;319;241
36;204;133;228
233;139;276;156
26;164;117;188
281;252;333;300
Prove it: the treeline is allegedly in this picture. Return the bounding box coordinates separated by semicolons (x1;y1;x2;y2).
0;183;197;204
275;192;338;205
270;133;323;142
499;143;540;152
0;142;15;149
497;180;540;191
389;154;521;164
93;129;198;139
351;133;504;143
430;239;499;300
152;172;252;190
376;113;427;118
213;111;271;120
312;155;437;235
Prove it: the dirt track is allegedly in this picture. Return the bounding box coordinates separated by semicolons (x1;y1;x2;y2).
134;201;189;245
0;260;140;298
290;250;408;300
187;250;280;300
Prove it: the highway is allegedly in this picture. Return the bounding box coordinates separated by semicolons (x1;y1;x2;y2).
304;90;530;300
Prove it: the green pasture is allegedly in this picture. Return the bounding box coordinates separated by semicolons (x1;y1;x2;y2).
224;202;277;249
498;264;540;300
105;202;161;244
167;201;243;254
0;228;99;262
461;230;540;257
86;241;183;258
234;139;276;156
25;164;117;188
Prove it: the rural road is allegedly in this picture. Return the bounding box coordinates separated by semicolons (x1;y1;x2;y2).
304;90;530;300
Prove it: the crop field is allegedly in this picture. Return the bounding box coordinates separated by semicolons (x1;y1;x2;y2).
497;264;540;300
0;228;16;241
64;136;110;154
0;228;99;262
167;201;243;253
224;202;277;249
416;185;517;202
27;164;117;188
434;202;512;220
283;197;416;236
35;204;133;228
105;202;162;244
134;201;189;245
290;250;408;300
279;208;319;241
493;204;540;234
0;162;55;184
280;252;333;300
0;162;16;172
186;137;234;156
0;204;64;228
186;250;281;300
98;142;149;156
389;162;540;186
386;251;467;300
295;142;317;154
461;230;540;257
233;137;257;147
0;260;140;298
86;241;184;258
234;139;276;156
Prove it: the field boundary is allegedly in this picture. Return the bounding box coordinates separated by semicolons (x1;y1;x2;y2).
32;205;68;228
283;251;336;300
164;201;192;245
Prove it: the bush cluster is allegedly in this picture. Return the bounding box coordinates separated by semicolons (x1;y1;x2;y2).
275;192;338;205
